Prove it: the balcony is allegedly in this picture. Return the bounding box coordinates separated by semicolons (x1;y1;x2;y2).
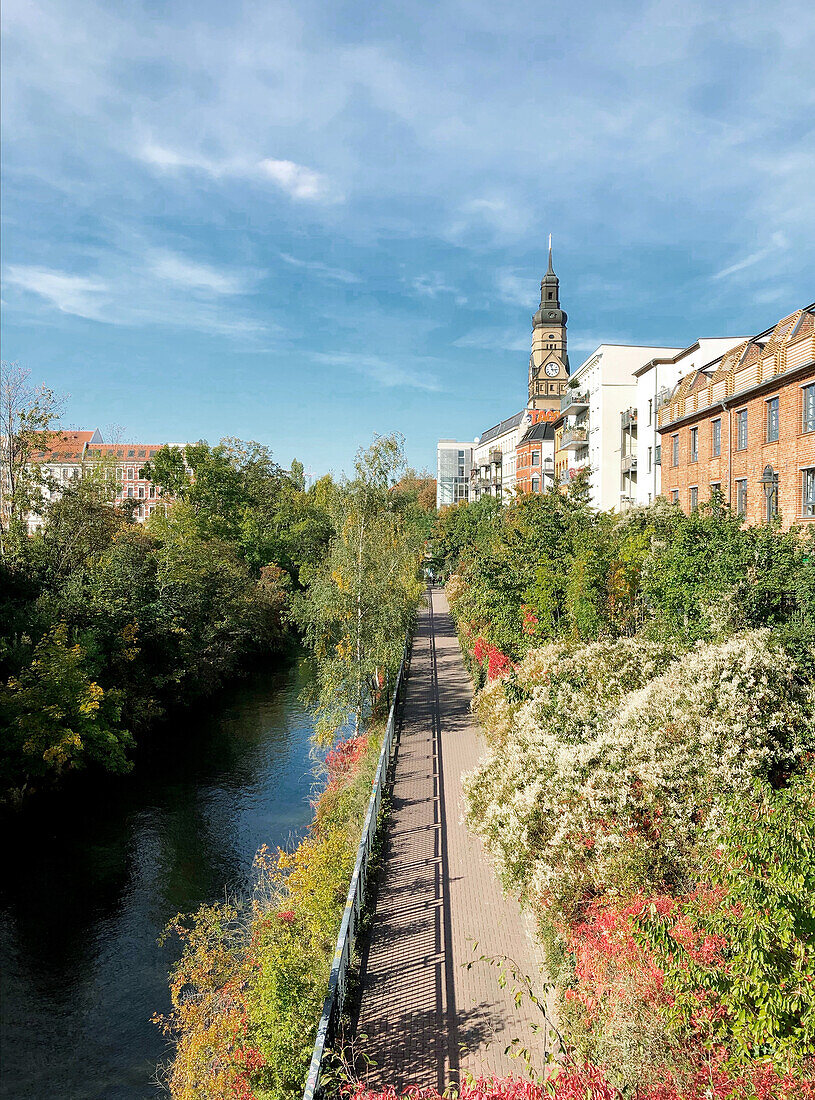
488;447;503;464
560;389;589;415
621;453;638;474
621;407;637;431
561;426;588;451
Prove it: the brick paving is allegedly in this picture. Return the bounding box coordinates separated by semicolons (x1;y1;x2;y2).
355;587;550;1090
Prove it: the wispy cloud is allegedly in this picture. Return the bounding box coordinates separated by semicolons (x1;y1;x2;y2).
494;268;536;307
149;251;249;294
280;253;361;283
312;352;442;391
453;326;530;352
138;143;338;202
5;266;108;319
5;260;270;340
411;272;467;304
712;232;789;281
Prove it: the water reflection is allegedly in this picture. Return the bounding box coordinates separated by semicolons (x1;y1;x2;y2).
0;656;318;1099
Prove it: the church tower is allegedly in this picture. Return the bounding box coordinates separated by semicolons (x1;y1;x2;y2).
528;236;570;414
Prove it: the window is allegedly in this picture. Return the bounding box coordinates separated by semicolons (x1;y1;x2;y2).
804;385;815;433
689;427;698;462
127;467;134;479
532;450;540;466
671;489;680;504
710;482;721;497
766;397;779;442
672;434;679;466
689;486;698;510
803;469;815;516
736;409;748;450
647;446;652;472
648;399;653;426
128;449;135;457
712;418;721;457
531;477;540;493
736;479;747;516
127;487;134;498
138;487;145;498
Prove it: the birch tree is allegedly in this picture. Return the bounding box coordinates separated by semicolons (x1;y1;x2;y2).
0;362;60;558
294;433;423;744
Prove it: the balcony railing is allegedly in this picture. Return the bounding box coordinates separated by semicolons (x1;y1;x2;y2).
621;407;637;430
560;389;589;415
621;453;637;473
561;426;588;450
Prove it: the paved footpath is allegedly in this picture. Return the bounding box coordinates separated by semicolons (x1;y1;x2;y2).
355;587;549;1090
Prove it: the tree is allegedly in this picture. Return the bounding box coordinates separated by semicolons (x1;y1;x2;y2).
0;362;61;559
293;434;423;743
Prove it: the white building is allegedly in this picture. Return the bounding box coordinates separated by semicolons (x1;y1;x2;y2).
632;337;747;506
560;345;682;511
470;410;529;500
436;440;473;508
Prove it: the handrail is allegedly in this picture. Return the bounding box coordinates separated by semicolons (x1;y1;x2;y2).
302;630;412;1100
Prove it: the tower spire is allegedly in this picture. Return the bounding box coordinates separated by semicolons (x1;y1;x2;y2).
547;233;554;275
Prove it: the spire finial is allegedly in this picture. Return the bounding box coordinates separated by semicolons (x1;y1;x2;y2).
547;234;554;275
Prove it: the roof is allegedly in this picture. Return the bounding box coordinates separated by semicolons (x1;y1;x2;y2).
518;422;556;444
477;409;526;446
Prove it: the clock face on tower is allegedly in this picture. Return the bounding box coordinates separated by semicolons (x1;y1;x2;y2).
544;362;560;378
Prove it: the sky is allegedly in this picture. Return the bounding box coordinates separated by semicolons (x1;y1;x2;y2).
2;0;814;477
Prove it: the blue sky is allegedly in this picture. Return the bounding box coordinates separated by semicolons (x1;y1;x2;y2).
2;0;814;476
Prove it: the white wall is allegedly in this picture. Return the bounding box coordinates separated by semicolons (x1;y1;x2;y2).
634;337;746;506
568;345;681;511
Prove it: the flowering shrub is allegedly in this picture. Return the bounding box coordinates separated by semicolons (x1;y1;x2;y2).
464;637;677;897
466;631;813;918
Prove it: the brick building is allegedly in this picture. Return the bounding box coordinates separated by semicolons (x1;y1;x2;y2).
658;305;815;529
26;431;179;530
515;421;556;493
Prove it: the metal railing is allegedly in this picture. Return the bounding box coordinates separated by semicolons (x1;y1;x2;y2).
302;631;412;1100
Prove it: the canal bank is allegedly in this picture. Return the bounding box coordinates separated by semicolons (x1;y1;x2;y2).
0;654;319;1100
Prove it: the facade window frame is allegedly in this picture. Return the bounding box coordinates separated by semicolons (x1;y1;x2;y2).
736;478;747;516
803;468;815;517
766;395;780;443
803;384;815;434
689;485;698;510
671;434;679;466
736;408;748;451
689;426;698;463
711;418;721;457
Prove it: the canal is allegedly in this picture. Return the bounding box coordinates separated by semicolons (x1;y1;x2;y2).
0;655;320;1099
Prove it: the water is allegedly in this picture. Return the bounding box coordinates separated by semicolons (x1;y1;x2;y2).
0;655;320;1099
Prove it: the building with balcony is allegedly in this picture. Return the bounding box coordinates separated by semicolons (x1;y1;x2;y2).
436;440;473;508
658;305;815;529
633;337;748;506
471;410;530;500
561;343;682;511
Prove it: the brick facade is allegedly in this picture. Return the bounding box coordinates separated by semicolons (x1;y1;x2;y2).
658;307;815;529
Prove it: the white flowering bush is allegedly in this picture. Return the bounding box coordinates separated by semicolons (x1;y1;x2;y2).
465;636;678;896
465;630;814;919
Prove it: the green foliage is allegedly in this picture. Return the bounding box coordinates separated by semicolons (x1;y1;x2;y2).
0;623;133;789
635;772;815;1069
293;433;423;743
1;433;332;799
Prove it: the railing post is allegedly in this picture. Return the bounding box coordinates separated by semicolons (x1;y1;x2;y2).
301;629;411;1100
